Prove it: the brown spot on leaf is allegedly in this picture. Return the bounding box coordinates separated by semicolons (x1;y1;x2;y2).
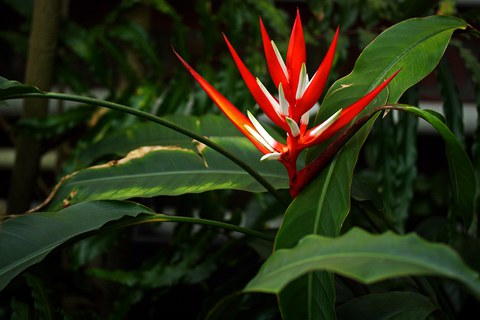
62;189;78;208
90;146;190;169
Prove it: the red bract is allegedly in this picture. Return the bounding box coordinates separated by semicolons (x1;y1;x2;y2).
175;10;398;197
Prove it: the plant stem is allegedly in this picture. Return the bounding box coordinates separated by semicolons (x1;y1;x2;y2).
108;213;275;242
1;92;290;208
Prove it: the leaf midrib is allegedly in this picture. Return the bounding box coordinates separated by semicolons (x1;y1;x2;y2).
363;22;463;92
304;22;464;319
253;251;460;288
66;169;288;186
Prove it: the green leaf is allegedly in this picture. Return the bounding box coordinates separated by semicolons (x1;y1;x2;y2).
395;105;476;228
88;227;219;288
48;137;289;211
0;200;153;291
68;231;121;269
275;15;468;319
275;159;342;319
0;76;40;98
317;16;467;123
247;228;480;299
0;200;273;292
366;88;419;232
75;114;242;168
437;58;464;144
453;39;480;234
16;106;93;139
335;291;438;320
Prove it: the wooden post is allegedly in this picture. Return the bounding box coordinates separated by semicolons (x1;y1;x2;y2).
7;0;62;213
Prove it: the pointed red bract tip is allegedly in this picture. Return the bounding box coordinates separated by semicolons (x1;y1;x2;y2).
173;49;273;155
294;26;340;121
222;34;288;131
259;18;292;100
286;9;306;95
304;69;400;146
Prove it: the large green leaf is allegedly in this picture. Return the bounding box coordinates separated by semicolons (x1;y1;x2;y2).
0;200;153;291
48;137;289;211
274;16;468;319
0;200;273;292
75;114;243;168
247;228;480;299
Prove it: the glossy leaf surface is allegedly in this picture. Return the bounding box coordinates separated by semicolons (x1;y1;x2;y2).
74;114;243;168
48;137;288;211
274;15;468;319
0;200;273;292
0;201;153;291
248;228;480;299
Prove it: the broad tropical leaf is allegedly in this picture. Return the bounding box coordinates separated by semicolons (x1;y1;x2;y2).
247;228;480;299
274;15;468;319
0;200;153;291
48;137;289;211
0;200;273;292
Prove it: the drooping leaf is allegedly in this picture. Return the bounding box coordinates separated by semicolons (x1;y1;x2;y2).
0;200;153;291
393;104;476;228
48;137;289;211
0;199;273;292
275;15;468;319
247;228;480;300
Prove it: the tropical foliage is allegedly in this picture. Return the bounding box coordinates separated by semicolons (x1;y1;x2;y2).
0;0;479;318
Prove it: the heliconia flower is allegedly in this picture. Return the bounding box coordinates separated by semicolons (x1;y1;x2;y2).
175;10;398;197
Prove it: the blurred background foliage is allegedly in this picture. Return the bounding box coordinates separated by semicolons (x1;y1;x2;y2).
0;0;479;318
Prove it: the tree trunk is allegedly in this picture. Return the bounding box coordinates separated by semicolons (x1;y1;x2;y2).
7;0;62;214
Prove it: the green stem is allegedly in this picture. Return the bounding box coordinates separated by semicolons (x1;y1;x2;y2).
109;213;275;242
1;91;289;207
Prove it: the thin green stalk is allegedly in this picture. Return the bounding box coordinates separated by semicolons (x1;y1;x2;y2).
2;92;289;207
106;212;275;242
